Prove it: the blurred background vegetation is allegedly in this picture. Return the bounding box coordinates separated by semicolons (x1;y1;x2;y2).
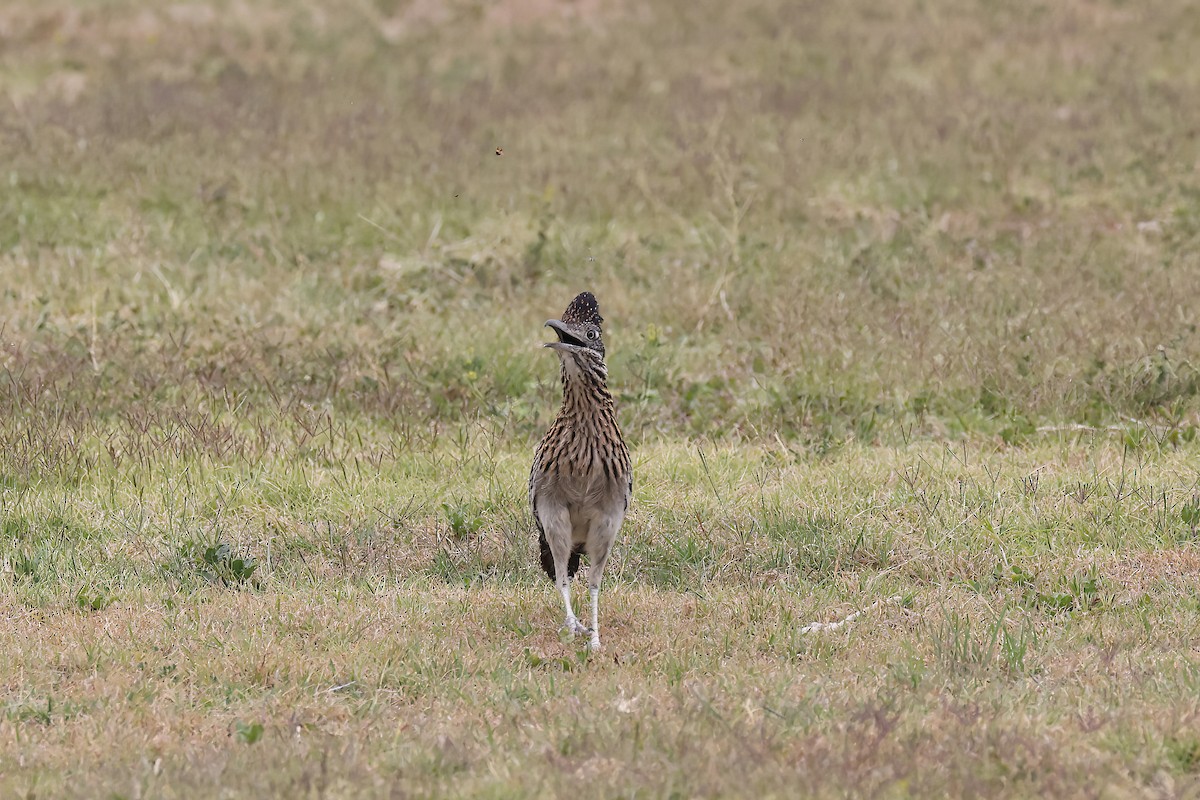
2;0;1198;471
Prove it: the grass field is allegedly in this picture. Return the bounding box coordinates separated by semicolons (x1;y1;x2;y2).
3;0;1200;796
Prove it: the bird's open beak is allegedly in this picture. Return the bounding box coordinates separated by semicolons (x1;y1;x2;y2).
543;319;586;350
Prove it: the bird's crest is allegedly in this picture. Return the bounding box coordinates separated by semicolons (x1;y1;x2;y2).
560;292;603;329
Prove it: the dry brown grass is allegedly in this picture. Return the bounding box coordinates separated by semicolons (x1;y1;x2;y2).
3;0;1200;796
5;575;1200;798
4;436;1200;797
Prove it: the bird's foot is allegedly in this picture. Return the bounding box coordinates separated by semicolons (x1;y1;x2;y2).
563;617;589;637
587;633;602;651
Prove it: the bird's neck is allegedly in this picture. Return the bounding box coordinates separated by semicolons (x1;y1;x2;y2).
557;356;614;416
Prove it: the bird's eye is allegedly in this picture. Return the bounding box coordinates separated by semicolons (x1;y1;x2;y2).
586;329;599;341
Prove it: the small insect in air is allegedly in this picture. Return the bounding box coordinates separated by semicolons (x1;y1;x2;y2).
495;147;504;156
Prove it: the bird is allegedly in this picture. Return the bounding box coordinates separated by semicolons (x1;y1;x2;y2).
529;292;632;650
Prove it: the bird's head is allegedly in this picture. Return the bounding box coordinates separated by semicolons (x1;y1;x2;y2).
543;291;606;363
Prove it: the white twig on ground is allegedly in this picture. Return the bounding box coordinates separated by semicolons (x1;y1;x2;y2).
798;595;904;635
1036;416;1172;435
1035;423;1124;433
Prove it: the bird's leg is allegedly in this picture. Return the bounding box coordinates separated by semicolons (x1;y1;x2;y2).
555;564;587;636
540;501;588;636
585;523;616;651
588;585;601;651
550;541;587;636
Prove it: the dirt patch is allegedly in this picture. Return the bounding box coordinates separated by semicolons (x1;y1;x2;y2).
379;0;623;40
1082;548;1200;601
484;0;616;28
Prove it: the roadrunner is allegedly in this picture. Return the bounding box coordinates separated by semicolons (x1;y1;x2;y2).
529;292;632;650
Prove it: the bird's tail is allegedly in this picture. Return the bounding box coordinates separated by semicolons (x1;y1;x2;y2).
538;527;584;581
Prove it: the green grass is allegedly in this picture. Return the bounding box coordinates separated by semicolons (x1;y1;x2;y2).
3;0;1200;796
